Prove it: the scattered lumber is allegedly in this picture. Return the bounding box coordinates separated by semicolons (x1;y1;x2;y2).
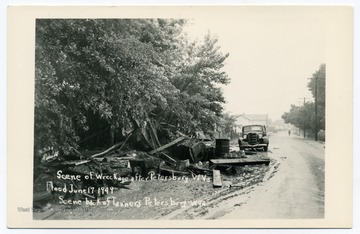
209;157;270;166
70;147;130;189
71;147;101;167
188;147;195;162
148;120;161;148
117;156;136;160
175;130;191;139
141;125;159;150
159;167;190;176
91;132;132;158
212;169;222;188
60;160;90;166
75;160;91;166
160;152;177;165
132;117;163;150
148;136;187;154
94;157;106;162
90;141;123;158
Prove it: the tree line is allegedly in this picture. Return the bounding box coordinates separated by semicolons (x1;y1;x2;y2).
34;19;230;155
281;64;326;140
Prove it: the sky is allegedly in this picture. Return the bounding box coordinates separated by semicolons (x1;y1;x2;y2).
184;7;326;121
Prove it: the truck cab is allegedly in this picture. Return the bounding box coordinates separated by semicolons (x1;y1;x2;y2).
238;124;269;151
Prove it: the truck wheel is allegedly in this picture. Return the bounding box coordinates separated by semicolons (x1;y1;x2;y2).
263;145;268;151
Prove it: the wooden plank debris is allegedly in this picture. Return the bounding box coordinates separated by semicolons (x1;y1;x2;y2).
161;152;176;164
212;169;222;188
75;160;91;166
188;147;195;162
91;132;132;158
148;120;161;148
159;167;190;176
71;147;101;167
90;141;123;158
210;157;270;166
148;136;186;154
175;130;191;138
60;160;90;166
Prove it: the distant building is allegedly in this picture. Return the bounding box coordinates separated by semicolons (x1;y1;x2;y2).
237;114;269;129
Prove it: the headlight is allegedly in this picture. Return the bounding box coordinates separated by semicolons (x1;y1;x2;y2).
258;134;263;138
243;134;247;139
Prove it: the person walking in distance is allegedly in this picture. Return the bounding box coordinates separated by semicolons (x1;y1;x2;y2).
288;130;291;136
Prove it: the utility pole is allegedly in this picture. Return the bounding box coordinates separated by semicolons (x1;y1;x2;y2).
308;75;323;142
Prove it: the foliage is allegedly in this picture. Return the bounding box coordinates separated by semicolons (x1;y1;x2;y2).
158;34;229;134
282;64;326;137
308;64;326;130
219;112;239;136
308;64;326;107
34;19;229;154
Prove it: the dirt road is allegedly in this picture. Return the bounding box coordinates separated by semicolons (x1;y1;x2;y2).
220;131;325;219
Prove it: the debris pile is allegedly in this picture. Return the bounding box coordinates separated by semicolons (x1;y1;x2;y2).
34;124;271;211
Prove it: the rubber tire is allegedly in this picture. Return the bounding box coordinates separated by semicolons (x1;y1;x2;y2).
263;145;268;152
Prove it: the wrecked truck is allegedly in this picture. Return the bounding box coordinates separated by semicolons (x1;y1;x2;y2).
238;124;269;151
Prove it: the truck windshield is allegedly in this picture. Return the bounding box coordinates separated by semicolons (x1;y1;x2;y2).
243;126;263;132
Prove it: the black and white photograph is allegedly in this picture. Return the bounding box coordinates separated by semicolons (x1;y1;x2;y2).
6;5;353;229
